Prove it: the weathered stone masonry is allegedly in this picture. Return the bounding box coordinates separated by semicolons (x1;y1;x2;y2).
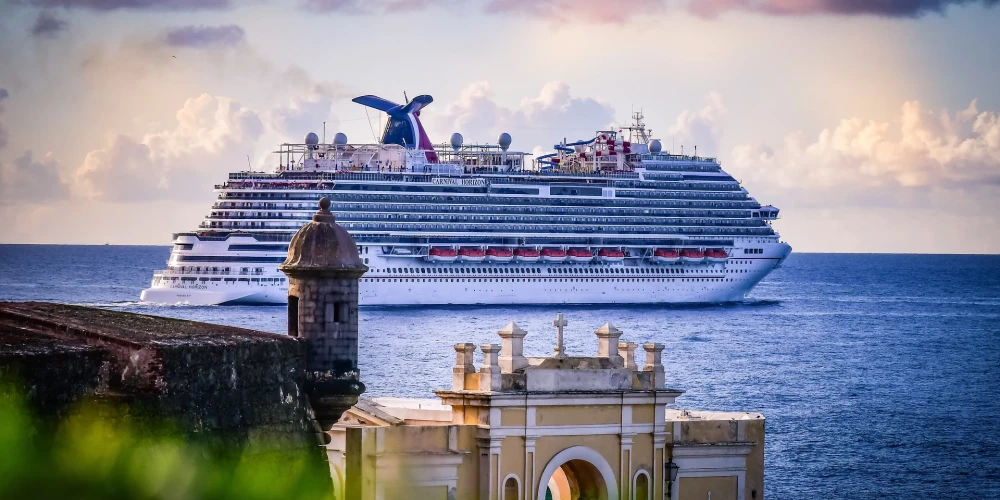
0;301;326;462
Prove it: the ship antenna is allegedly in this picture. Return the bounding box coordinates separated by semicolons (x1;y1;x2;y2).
323;121;326;145
246;154;252;172
403;91;409;104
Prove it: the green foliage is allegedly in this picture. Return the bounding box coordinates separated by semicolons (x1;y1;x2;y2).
0;385;333;500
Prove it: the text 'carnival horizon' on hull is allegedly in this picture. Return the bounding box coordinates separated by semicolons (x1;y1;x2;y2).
140;93;792;306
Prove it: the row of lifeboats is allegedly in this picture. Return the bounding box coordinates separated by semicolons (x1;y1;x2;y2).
652;248;728;264
425;247;728;264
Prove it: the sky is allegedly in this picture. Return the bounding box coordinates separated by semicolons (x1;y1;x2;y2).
0;0;998;253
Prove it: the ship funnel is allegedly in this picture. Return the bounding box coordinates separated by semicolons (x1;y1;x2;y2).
352;94;438;162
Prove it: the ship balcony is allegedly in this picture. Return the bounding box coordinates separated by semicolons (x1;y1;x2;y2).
205;212;774;227
211;202;755;218
155;269;270;277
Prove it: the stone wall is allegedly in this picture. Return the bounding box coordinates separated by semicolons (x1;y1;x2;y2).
0;302;326;463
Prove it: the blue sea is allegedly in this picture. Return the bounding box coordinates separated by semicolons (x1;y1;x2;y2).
1;245;998;499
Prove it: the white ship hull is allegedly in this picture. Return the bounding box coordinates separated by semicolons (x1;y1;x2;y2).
141;241;791;306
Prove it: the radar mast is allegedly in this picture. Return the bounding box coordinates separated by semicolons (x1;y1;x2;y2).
626;110;651;145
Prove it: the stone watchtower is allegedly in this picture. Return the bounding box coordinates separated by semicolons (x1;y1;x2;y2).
279;197;368;433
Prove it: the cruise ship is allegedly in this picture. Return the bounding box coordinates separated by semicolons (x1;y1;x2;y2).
140;93;791;306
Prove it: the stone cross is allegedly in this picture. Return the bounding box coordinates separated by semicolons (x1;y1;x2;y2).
552;312;568;358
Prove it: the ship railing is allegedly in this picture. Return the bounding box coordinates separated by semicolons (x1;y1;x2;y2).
338;222;776;235
331;214;767;227
203;219;777;232
212;201;758;217
325;193;760;208
155;269;269;277
215;192;763;210
202;221;777;235
207;215;312;221
321;204;755;217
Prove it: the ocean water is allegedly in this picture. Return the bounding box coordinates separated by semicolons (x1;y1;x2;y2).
1;245;998;499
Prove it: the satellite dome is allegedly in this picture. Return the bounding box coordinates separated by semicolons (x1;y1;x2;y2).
498;132;512;151
573;144;586;154
305;132;320;146
649;139;662;154
333;132;348;146
450;132;464;151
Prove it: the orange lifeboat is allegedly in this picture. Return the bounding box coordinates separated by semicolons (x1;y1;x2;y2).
540;248;567;263
514;247;541;263
426;247;458;263
486;247;514;263
704;248;728;263
597;248;625;263
458;247;486;263
567;248;594;263
679;248;705;263
652;248;680;264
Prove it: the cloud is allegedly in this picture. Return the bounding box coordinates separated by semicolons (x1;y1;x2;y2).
27;0;229;10
727;99;1000;206
74;94;264;201
31;11;68;38
15;0;997;20
263;92;338;144
666;91;726;155
424;81;616;151
484;0;664;23
0;88;8;149
163;24;245;48
687;0;999;18
0;151;71;204
484;0;998;21
299;0;435;13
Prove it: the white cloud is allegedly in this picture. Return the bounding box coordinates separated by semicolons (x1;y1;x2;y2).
263;91;337;144
728;99;1000;205
74;94;264;202
666;91;726;155
424;81;616;153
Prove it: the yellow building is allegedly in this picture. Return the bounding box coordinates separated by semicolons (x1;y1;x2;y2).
329;315;764;500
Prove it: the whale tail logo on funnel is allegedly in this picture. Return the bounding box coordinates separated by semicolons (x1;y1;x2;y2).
352;94;438;163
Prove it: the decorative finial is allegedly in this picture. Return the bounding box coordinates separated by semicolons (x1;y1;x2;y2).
553;312;568;358
313;197;335;223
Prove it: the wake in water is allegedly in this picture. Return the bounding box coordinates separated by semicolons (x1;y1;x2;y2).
73;300;220;309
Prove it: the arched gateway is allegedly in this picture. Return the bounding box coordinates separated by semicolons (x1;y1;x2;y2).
538;446;618;500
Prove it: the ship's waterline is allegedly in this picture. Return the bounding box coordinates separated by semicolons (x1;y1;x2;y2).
141;96;789;306
140;242;792;306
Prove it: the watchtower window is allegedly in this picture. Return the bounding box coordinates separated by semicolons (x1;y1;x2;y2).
287;295;299;337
